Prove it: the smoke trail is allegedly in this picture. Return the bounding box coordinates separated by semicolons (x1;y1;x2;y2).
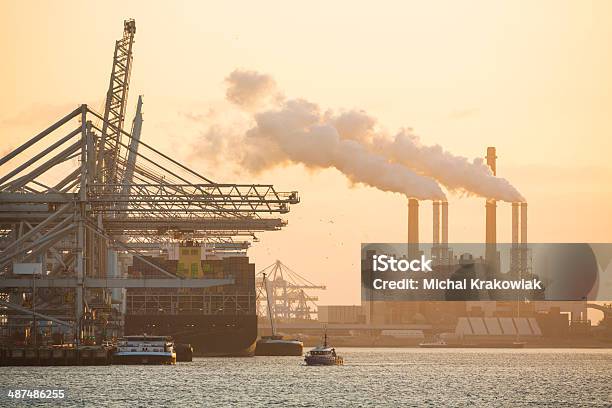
240;99;446;200
222;71;524;202
330;110;525;202
225;69;282;110
193;69;524;202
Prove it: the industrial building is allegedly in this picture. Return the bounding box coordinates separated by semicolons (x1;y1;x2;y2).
318;147;599;345
318;305;365;324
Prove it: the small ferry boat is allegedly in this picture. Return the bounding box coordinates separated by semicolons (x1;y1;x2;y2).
113;335;176;365
304;332;343;366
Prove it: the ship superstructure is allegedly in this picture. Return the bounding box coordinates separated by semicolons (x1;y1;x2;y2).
113;335;176;364
125;242;258;356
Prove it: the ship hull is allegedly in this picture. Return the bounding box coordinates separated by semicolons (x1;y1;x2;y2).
124;314;257;357
112;353;176;365
304;355;344;366
255;339;303;356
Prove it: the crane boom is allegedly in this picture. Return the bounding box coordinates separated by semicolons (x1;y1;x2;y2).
97;19;136;187
120;95;143;208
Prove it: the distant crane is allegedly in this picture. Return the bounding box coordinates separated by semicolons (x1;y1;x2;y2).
256;260;325;321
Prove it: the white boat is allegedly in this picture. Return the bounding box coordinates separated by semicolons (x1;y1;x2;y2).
304;332;343;366
113;335;176;365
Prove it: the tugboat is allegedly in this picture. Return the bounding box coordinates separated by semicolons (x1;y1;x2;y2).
113;335;176;365
304;331;343;366
175;343;194;362
255;273;304;356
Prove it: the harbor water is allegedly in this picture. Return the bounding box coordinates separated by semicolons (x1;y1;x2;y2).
1;348;610;407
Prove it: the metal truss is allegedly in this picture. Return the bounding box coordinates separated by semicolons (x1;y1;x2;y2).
127;292;255;315
97;19;136;188
0;103;296;340
0;20;300;344
0;106;299;232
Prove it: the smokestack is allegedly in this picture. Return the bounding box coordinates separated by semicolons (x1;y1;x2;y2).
441;201;449;264
511;202;520;274
431;200;440;265
520;202;528;273
485;147;497;272
432;201;440;245
520;202;527;244
485;148;497;246
512;202;519;246
408;198;419;243
441;201;448;246
486;147;497;175
408;198;419;258
485;201;496;244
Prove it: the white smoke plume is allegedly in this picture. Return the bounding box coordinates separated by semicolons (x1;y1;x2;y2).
329;110;525;202
192;69;524;202
224;69;282;110
240;99;446;200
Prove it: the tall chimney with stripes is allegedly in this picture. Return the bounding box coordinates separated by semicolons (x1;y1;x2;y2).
511;202;520;275
485;147;498;273
520;202;528;273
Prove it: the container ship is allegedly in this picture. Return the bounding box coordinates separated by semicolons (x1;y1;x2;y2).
124;242;257;357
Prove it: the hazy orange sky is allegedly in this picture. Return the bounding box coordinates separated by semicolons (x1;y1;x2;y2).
1;1;611;315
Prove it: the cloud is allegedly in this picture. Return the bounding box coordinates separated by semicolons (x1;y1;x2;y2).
224;69;283;110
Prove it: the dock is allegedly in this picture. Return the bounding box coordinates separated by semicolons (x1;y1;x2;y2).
0;346;112;366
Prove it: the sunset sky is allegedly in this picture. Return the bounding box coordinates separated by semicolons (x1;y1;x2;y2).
1;1;611;316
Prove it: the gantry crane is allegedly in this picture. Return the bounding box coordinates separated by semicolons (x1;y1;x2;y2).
256;260;325;321
0;19;300;344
